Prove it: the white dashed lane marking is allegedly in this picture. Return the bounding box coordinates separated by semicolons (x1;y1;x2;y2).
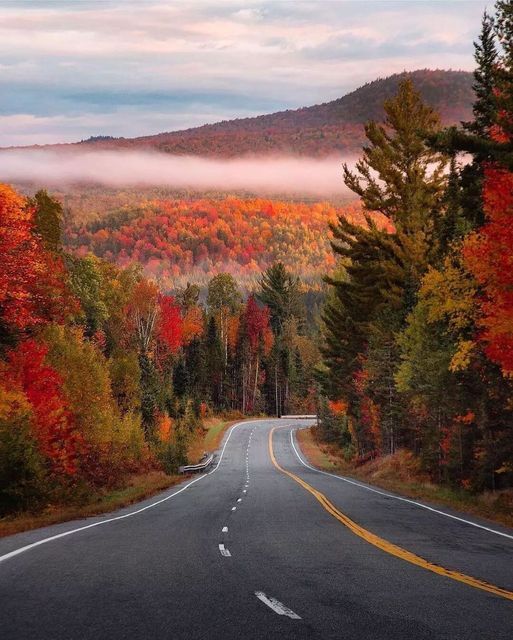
255;592;301;620
219;544;231;557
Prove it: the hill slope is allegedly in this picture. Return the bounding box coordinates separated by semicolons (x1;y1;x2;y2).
65;197;377;290
32;69;474;157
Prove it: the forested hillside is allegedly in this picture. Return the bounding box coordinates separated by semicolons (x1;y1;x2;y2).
64;198;377;289
15;70;473;157
319;3;513;496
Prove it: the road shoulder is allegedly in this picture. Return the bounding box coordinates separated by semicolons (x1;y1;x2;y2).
296;426;513;529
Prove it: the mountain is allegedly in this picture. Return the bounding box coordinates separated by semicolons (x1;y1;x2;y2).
28;69;473;157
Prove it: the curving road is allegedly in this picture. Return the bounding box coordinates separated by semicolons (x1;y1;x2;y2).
1;418;512;639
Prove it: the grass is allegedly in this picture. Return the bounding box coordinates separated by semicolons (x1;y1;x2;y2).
296;427;513;529
0;416;238;539
0;471;181;538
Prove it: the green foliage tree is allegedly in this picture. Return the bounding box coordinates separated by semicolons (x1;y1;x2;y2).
343;79;447;249
207;273;241;362
322;80;453;457
29;190;63;252
67;255;109;337
466;11;498;137
0;390;47;514
257;262;302;334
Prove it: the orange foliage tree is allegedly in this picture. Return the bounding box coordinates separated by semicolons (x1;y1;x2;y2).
463;167;513;376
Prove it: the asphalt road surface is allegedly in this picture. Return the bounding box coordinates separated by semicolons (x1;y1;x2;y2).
1;418;512;639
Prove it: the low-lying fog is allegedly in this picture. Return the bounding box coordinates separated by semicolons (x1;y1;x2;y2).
0;149;353;196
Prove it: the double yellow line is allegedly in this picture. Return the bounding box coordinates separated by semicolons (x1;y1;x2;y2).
269;427;513;602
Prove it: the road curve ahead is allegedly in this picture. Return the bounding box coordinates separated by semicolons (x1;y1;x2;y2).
1;418;512;639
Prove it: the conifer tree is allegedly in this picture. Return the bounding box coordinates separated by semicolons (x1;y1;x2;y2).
258;262;302;334
322;80;448;454
29;190;63;252
465;11;498;137
343;79;446;245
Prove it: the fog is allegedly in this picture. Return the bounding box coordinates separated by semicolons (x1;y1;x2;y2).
0;149;353;196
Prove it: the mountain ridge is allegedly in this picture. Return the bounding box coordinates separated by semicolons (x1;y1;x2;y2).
10;69;473;157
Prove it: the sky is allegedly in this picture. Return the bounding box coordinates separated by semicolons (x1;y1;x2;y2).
0;0;490;146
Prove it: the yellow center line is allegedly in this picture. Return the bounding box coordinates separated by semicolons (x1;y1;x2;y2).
268;427;513;602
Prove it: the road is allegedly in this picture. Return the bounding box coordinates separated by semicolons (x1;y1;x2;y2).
1;418;512;639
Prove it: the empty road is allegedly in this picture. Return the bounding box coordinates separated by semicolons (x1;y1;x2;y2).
1;418;512;639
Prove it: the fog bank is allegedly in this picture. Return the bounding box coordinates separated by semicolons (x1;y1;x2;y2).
0;150;352;196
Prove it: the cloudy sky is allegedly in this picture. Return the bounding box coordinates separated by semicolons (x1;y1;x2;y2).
0;0;489;146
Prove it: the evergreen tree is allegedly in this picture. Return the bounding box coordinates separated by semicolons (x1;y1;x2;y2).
322;80;448;454
465;11;498;137
343;79;446;246
495;0;513;142
29;190;63;252
203;317;224;408
257;262;302;334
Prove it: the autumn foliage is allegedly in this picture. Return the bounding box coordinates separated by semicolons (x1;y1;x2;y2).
65;197;370;289
3;340;81;476
0;185;72;333
464;167;513;375
0;182;321;514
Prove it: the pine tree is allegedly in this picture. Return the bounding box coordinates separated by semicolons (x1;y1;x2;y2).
203;317;224;408
495;0;513;142
343;79;446;244
29;190;63;252
465;11;498;137
322;80;448;455
257;262;302;334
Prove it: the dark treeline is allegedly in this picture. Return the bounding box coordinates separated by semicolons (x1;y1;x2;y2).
319;1;513;492
173;264;320;419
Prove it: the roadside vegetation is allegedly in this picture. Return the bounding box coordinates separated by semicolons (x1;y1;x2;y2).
317;1;513;501
2;0;513;535
0;416;237;537
297;427;513;528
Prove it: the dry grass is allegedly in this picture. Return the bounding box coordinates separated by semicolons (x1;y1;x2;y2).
0;416;241;539
297;427;513;529
0;471;181;538
186;415;241;464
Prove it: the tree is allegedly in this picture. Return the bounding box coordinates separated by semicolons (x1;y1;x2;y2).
203;317;224;407
4;338;82;477
463;166;513;376
465;11;498;137
157;295;182;355
68;255;109;337
176;283;200;311
258;262;302;334
207;273;241;363
125;280;160;354
0;385;48;513
321;80;449;459
29;189;63;252
343;79;446;249
495;0;513;143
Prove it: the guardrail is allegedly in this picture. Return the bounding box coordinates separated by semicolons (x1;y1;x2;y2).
280;414;317;419
178;453;214;474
